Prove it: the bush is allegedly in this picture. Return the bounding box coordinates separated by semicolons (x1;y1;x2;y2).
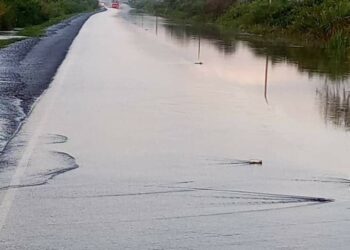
205;0;238;18
12;0;48;27
132;0;350;47
291;0;350;39
219;0;295;28
130;0;207;20
0;1;10;30
0;0;98;30
219;0;350;44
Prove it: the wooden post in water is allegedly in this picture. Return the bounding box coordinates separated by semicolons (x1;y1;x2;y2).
264;55;269;104
155;15;158;35
198;35;201;61
195;34;203;65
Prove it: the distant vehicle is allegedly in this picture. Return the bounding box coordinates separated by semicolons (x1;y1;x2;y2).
111;2;120;9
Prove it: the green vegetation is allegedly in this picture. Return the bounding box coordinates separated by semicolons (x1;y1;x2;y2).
0;0;98;48
130;0;210;21
130;0;350;48
18;14;75;37
0;0;99;31
164;19;350;80
0;38;24;48
220;0;350;45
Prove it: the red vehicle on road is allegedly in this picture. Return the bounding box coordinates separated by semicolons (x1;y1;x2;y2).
112;1;120;9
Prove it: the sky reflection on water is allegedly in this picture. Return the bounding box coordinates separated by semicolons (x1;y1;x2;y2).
125;11;350;132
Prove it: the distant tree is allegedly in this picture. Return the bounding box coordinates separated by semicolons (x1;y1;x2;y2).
0;0;98;30
205;0;237;17
0;2;8;17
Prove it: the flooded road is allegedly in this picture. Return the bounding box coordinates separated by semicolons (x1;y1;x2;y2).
0;6;349;249
124;9;350;176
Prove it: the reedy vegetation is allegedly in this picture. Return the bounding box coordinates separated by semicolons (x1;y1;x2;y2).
130;0;350;48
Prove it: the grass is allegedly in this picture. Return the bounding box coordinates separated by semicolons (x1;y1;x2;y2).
132;0;350;49
0;0;100;49
218;0;350;48
0;11;89;49
0;14;73;49
0;38;24;48
18;14;76;37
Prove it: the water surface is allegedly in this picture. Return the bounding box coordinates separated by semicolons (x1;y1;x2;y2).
125;10;350;135
0;9;349;249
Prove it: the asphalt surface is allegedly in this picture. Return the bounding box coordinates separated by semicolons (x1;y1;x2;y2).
0;12;98;152
0;7;349;250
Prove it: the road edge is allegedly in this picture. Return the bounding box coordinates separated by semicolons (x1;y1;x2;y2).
0;8;105;155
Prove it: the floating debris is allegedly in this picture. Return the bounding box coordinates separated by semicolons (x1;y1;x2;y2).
208;158;263;166
247;159;263;165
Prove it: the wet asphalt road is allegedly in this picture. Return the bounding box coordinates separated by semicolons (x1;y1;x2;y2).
0;12;97;151
0;7;350;250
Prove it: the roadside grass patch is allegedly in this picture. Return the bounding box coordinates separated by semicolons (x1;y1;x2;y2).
0;38;24;48
18;14;75;37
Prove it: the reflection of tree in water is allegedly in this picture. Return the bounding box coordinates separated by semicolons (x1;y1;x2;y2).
163;22;238;55
245;40;350;82
156;15;350;129
316;80;350;130
161;20;350;81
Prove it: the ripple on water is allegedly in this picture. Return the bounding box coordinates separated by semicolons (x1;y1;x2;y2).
0;97;25;152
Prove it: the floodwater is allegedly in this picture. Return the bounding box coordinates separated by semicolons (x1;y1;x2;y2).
126;10;350;133
0;31;25;40
123;9;350;176
0;6;350;249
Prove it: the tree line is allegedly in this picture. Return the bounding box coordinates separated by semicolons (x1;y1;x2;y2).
130;0;350;47
0;0;99;30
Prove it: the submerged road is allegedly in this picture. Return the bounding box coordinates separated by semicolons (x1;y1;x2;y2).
0;7;350;249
